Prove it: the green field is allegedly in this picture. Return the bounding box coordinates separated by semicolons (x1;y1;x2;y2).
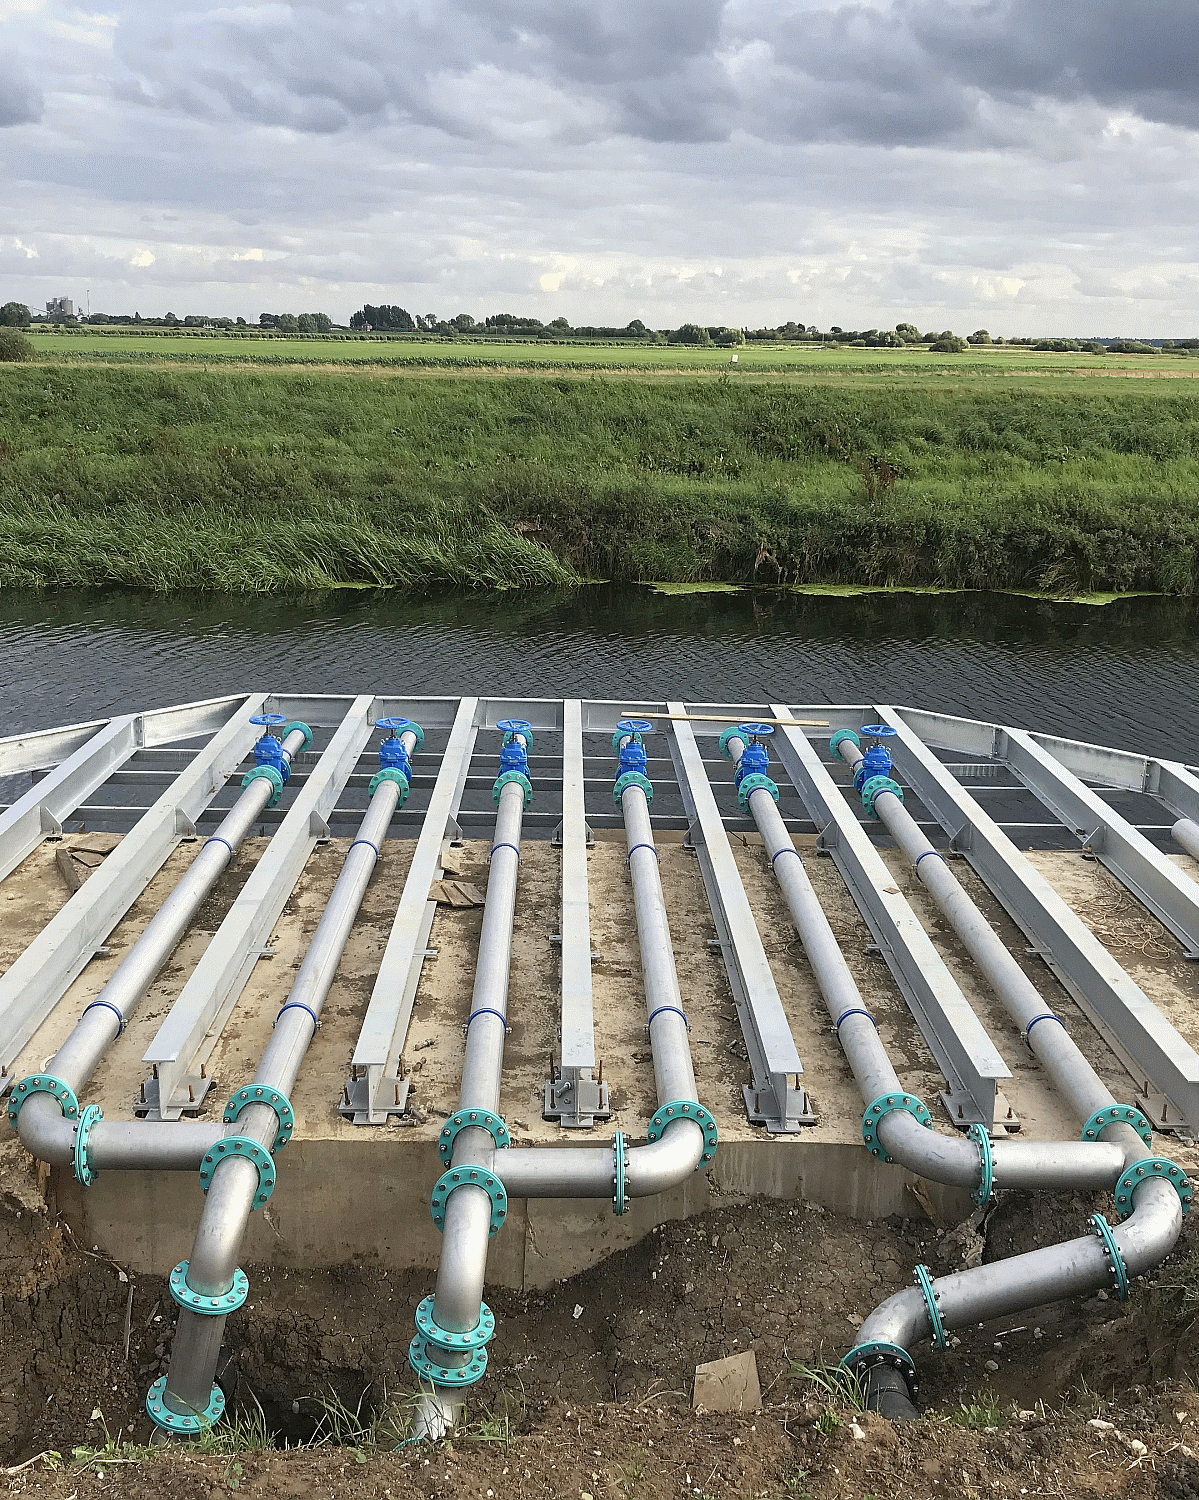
1;356;1198;595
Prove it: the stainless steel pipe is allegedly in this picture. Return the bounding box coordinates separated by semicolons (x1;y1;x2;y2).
1173;818;1199;861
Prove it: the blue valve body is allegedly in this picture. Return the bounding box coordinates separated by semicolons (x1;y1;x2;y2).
254;734;289;783
734;742;770;786
500;741;529;775
619;741;648;776
380;736;412;780
854;745;892;792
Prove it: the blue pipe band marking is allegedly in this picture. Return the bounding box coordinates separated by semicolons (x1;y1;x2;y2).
1113;1156;1193;1219
1023;1012;1065;1047
914;1264;947;1349
170;1260;250;1316
646;1099;718;1166
647;1005;690;1031
438;1108;511;1166
861;1090;932;1163
198;1135;276;1209
224;1085;295;1153
1088;1214;1130;1301
276;1000;320;1032
771;846;803;868
840;1340;919;1398
1080;1103;1153;1148
968;1122;994;1206
81;998;127;1037
466;1007;510;1032
835;1008;877;1033
73;1103;103;1187
203;835;236;859
626;841;659;864
408;1333;488;1389
613;1131;628;1215
7;1073;80;1128
348;837;380;865
413;1296;495;1354
490;841;522;863
146;1375;225;1435
915;849;946;870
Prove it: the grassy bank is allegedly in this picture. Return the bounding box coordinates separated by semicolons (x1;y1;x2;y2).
1;365;1198;593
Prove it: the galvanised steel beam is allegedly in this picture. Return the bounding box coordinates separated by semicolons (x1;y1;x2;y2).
544;699;608;1128
0;717;111;778
344;696;480;1124
0;715;140;883
771;704;1012;1131
666;703;813;1131
0;694;267;1080
880;705;1199;1133
142;695;375;1117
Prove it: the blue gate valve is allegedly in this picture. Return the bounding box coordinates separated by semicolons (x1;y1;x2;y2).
251;716;290;783
500;740;529;775
619;740;648;776
854;744;892;792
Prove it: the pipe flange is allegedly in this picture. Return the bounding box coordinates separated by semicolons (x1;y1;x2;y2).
493;769;533;808
1113;1156;1193;1220
376;716;423;753
717;725;747;759
146;1375;225;1435
282;719;314;753
430;1165;508;1237
840;1340;919;1398
1088;1214;1130;1302
438;1108;511;1167
967;1122;994;1206
861;1091;932;1163
737;772;779;813
645;1099;718;1168
613;1130;629;1215
1080;1103;1153;1148
199;1135;276;1209
241;763;284;808
860;775;904;818
829;728;861;756
170;1259;250;1316
497;718;533;752
223;1085;295;1153
7;1072;80;1128
413;1295;495;1355
369;765;412;802
72;1103;103;1187
913;1264;947;1349
613;771;654;808
408;1333;488;1388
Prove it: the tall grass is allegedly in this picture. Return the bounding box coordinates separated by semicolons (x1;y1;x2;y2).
1;366;1197;593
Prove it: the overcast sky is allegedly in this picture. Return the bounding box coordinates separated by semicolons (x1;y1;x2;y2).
2;0;1198;333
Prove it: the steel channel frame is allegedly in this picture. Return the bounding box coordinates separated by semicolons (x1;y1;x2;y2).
770;703;1011;1130
344;697;480;1123
0;694;268;1081
886;705;1199;1132
544;698;608;1127
141;696;376;1118
665;703;812;1131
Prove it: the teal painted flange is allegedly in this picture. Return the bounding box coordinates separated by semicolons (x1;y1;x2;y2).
914;1264;947;1349
430;1165;508;1236
414;1295;495;1355
223;1085;294;1153
369;765;411;802
861;1091;932;1163
199;1135;276;1209
145;1375;225;1435
613;1131;629;1215
1080;1103;1153;1148
860;775;904;818
646;1099;718;1168
718;725;747;759
1088;1214;1130;1302
493;769;533;808
170;1260;250;1316
408;1333;488;1388
613;770;653;808
840;1340;919;1397
283;720;314;753
241;763;284;807
1113;1156;1193;1219
613;729;645;751
737;772;779;813
829;728;862;756
7;1072;80;1128
438;1107;511;1167
967;1122;994;1207
73;1103;103;1187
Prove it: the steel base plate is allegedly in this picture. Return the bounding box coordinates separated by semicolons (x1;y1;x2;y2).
338;1072;412;1125
133;1071;215;1121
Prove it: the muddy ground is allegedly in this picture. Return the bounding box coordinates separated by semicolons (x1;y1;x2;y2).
5;1134;1199;1499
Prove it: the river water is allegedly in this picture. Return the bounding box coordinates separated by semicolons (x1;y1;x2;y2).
2;586;1197;755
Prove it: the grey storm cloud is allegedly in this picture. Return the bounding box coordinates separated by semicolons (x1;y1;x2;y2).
0;59;43;129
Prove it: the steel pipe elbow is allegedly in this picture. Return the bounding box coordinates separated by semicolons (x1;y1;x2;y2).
856;1285;929;1352
627;1120;706;1195
1116;1178;1184;1276
16;1092;76;1166
876;1112;980;1188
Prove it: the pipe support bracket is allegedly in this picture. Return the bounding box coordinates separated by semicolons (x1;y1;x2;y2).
170;1260;249;1316
438;1108;511;1167
72;1104;103;1186
1113;1157;1193;1219
223;1085;295;1153
430;1165;508;1236
1080;1104;1153;1148
861;1091;932;1163
645;1100;718;1168
7;1073;79;1127
199;1135;276;1209
146;1375;225;1435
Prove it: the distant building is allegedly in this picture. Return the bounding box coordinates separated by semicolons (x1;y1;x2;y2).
46;296;74;318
